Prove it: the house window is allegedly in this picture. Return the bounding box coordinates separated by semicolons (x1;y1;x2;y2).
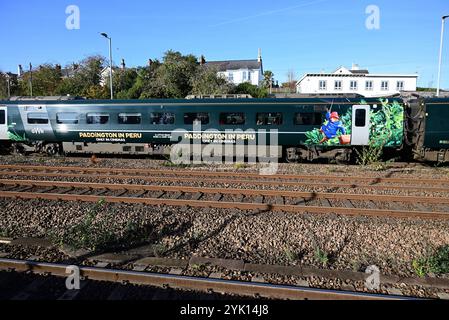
334;81;342;90
256;113;283;125
381;81;389;91
27;113;49;124
243;71;247;81
219;113;245;125
118;113;141;125
350;80;358;90
396;81;404;91
150;112;175;125
184;113;210;125
294;112;322;125
57;113;79;124
365;81;373;91
228;72;234;82
248;72;251;81
87;113;109;124
319;80;327;90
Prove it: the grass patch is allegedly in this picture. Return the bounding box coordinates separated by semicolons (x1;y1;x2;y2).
355;143;383;166
50;199;152;252
284;247;298;263
412;245;449;277
0;227;12;238
190;263;206;271
161;155;204;168
50;199;114;251
314;247;329;267
233;163;247;170
152;243;168;257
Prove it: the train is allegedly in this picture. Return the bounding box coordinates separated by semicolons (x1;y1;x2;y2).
0;95;448;163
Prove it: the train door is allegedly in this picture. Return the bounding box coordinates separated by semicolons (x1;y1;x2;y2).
351;105;370;145
0;106;7;140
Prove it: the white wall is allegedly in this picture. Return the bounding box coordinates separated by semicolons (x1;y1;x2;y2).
296;75;417;97
218;68;262;86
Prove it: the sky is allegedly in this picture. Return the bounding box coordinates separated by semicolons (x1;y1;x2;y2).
0;0;448;88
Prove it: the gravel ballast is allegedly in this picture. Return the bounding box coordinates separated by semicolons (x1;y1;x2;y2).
1;198;448;279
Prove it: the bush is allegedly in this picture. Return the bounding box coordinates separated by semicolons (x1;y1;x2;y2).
355;143;383;166
50;199;114;251
412;245;449;277
232;82;268;98
314;247;329;267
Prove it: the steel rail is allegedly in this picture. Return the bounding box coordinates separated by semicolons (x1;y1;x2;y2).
1;178;449;205
0;164;447;185
0;258;408;300
0;189;447;219
2;170;449;193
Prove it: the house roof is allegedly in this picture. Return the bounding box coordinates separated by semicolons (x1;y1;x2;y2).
205;59;262;72
61;67;78;78
296;71;418;85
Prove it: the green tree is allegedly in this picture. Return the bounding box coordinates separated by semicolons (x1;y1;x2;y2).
18;64;63;96
0;72;19;99
190;66;233;95
111;68;138;99
232;82;268;98
56;55;106;98
262;70;274;89
140;50;198;98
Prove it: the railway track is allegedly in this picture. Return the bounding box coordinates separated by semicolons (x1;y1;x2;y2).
0;165;449;219
0;181;447;219
0;258;411;300
0;164;448;193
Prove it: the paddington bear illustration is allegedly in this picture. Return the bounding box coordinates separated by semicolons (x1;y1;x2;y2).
319;110;346;144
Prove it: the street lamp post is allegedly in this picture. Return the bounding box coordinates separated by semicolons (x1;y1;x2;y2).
100;32;114;100
29;63;33;97
437;15;449;97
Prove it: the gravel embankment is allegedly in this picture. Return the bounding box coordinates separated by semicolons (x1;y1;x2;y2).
1;198;448;279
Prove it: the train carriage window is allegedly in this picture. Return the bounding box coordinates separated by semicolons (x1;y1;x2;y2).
184;113;210;125
355;109;366;127
256;113;283;125
150;112;175;125
294;112;322;125
219;112;245;125
118;113;141;125
27;113;49;124
57;112;79;124
86;113;109;124
0;110;5;125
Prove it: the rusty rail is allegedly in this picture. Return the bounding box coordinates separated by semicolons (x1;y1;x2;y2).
1;179;449;204
0;179;448;219
0;258;408;300
0;164;448;185
1;166;449;193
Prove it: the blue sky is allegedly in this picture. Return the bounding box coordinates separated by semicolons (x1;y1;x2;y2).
0;0;448;88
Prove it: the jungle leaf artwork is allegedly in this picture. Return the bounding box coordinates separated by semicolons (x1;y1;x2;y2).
305;109;352;146
7;125;27;142
304;99;403;147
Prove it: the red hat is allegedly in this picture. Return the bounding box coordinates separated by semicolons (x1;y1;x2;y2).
330;112;340;120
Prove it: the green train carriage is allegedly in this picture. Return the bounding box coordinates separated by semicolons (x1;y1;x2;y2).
0;96;447;162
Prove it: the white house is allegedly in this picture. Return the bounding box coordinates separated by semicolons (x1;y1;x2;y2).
296;64;418;97
100;59;127;87
203;50;264;86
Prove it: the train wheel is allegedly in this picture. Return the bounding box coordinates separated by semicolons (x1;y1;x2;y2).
44;143;60;156
12;143;26;156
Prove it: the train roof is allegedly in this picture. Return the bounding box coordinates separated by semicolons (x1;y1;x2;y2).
0;96;403;105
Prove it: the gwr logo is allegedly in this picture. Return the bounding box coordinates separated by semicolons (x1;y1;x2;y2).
31;127;44;135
